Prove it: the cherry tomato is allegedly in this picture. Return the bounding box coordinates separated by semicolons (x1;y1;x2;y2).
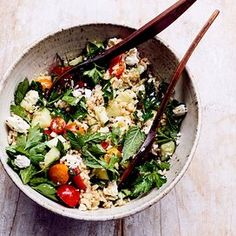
44;129;52;136
35;76;53;90
73;175;87;191
57;185;80;207
65;122;85;134
51;66;72;77
101;141;109;150
109;54;125;78
48;163;69;185
50;117;66;135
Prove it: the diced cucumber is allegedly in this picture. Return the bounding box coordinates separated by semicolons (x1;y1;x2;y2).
160;141;176;161
68;56;83;66
40;147;60;169
32;108;51;128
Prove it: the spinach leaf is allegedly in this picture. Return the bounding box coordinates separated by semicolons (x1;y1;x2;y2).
89;144;106;155
61;89;78;106
131;160;168;197
10;105;29;122
82;148;106;169
33;183;57;201
25;125;43;149
14;78;30;105
86;41;105;58
122;126;145;163
66;131;84;150
83;65;104;85
20;165;37;184
28;143;47;164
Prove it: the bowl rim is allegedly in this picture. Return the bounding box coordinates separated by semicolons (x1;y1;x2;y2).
0;23;202;221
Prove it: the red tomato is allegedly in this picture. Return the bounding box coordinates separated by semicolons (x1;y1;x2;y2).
51;66;72;77
101;141;109;150
44;129;52;136
109;54;125;78
73;175;87;191
50;117;66;135
57;185;80;207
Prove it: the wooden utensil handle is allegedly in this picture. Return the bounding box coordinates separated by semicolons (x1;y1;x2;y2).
119;10;220;187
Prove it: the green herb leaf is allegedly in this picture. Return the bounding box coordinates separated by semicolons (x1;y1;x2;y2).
122;126;145;162
10;105;29;122
83;65;104;85
20;165;37;184
33;183;58;201
62;89;78;106
66;131;84;150
86;41;105;58
71;97;88;120
109;127;123;146
131;160;168;197
56;139;66;156
25;125;43;150
89;144;106;155
102;81;114;106
29;177;56;187
14;78;30;105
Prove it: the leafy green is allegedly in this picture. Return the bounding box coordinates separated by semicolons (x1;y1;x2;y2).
20;165;37;184
66;131;84;150
25;125;43;149
33;183;57;201
102;81;114;106
86;41;105;58
131;160;169;197
89;144;106;155
10;105;29;122
56;139;66;156
61;89;78;106
83;65;104;85
122;126;145;162
70;97;88;120
14;78;29;105
109;127;123;146
29;177;56;187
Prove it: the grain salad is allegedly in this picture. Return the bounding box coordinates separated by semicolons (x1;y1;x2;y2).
5;38;187;209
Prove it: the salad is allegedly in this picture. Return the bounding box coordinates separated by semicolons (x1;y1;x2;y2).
5;38;187;210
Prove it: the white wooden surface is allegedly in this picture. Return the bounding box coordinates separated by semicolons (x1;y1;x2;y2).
0;0;235;235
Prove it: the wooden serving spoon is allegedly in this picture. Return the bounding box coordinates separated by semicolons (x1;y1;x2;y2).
119;10;220;187
50;0;197;91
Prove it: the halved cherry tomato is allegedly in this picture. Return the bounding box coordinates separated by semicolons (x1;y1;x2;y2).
51;66;72;77
48;163;69;185
101;141;109;150
65;122;85;134
73;175;87;191
35;76;53;90
109;54;125;78
57;185;80;207
50;117;66;135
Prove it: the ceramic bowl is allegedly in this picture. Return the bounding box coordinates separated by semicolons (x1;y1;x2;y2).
0;24;201;220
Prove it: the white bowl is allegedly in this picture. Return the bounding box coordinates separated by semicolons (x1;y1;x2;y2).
0;24;201;220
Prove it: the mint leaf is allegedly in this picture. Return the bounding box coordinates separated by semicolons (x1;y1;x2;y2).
14;78;29;105
20;165;37;184
10;105;29;122
33;183;57;201
83;65;104;85
25;125;43;149
122;126;145;162
102;81;113;106
66;131;84;150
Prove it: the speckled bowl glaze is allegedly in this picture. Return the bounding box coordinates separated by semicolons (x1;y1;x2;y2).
0;24;201;221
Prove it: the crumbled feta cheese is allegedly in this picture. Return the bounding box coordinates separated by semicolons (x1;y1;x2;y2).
173;104;188;117
125;48;139;66
14;155;30;168
107;38;122;48
20;90;39;113
94;106;109;125
6;114;30;133
99;127;110;133
84;88;92;98
112;116;132;133
60;153;82;169
72;89;83;98
103;181;118;198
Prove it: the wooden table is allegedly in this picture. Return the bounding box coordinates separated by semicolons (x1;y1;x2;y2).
0;1;235;235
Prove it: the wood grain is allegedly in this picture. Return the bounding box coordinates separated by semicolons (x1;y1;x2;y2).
0;0;236;235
